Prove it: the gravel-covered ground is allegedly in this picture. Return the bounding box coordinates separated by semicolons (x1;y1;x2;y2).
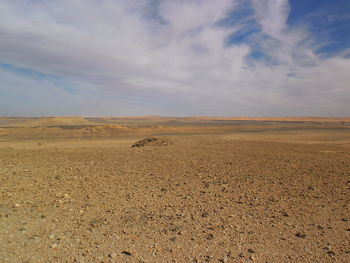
0;128;349;262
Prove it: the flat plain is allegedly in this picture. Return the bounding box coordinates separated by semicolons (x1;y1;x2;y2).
0;117;349;263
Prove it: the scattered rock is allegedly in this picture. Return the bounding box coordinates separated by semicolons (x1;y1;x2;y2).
121;251;132;256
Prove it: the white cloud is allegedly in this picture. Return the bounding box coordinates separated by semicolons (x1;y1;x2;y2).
0;0;349;116
252;0;290;37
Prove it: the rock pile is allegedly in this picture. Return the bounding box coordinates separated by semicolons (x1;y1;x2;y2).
131;137;172;147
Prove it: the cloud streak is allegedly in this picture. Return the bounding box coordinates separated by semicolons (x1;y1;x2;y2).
0;0;349;116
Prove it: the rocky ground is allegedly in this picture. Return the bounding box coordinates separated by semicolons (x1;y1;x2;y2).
0;127;349;262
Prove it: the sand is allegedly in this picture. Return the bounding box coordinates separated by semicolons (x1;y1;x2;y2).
0;117;349;262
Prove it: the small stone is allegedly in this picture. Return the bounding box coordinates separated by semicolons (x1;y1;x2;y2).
206;234;214;240
109;253;117;259
50;243;58;248
295;232;306;238
327;251;336;256
201;212;209;218
249;255;256;261
121;251;132;256
248;248;255;253
169;237;177;242
49;234;55;239
322;246;331;251
219;256;228;263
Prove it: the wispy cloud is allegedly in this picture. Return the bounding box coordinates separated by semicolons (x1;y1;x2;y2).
0;0;349;116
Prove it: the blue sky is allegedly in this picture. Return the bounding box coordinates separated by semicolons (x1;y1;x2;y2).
0;0;349;116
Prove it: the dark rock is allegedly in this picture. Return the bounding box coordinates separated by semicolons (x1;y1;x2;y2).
206;234;214;240
132;137;156;147
131;137;172;148
295;232;306;238
201;212;209;218
121;251;132;256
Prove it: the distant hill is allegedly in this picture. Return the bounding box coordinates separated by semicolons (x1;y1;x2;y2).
0;117;94;127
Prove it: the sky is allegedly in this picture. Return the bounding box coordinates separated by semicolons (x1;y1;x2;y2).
0;0;349;117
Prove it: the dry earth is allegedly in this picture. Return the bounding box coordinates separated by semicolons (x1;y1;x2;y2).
0;117;349;262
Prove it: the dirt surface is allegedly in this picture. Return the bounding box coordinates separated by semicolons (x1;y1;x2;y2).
0;117;349;262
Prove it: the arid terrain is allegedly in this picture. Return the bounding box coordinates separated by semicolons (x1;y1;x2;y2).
0;117;349;263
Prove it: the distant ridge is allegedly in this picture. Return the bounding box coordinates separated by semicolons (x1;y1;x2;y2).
87;116;350;123
5;117;94;127
1;116;349;127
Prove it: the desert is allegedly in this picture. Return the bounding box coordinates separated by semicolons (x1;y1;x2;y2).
0;117;349;263
2;0;350;262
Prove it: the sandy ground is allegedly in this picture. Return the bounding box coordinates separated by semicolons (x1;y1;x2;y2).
0;117;349;262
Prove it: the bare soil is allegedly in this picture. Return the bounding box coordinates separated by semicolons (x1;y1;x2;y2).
0;117;349;262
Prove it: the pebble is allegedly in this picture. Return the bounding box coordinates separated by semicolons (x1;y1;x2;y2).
219;256;228;263
202;212;209;218
295;232;306;238
206;234;214;240
50;243;58;248
249;255;256;261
